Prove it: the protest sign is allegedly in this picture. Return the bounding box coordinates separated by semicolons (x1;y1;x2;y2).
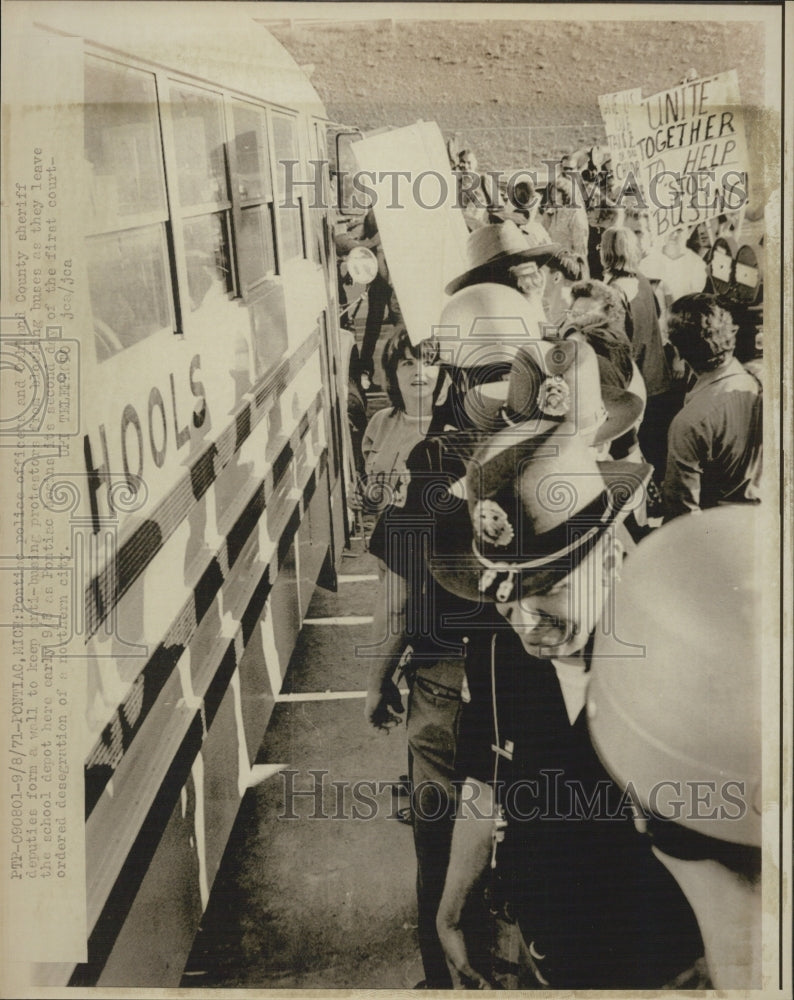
598;87;642;188
628;70;749;240
351;121;469;347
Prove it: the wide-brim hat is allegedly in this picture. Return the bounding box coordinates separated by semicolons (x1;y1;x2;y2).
462;338;643;445
429;422;651;604
446;220;560;295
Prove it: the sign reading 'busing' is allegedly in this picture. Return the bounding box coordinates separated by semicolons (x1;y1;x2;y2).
600;70;749;239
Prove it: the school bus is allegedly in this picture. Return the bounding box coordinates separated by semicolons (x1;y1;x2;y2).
2;2;350;985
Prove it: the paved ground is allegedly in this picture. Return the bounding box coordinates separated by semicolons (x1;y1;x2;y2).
181;310;421;989
182;540;428;990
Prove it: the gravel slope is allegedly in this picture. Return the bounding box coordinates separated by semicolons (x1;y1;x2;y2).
271;16;766;170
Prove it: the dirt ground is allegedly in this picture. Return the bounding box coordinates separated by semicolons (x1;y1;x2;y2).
271;16;766;170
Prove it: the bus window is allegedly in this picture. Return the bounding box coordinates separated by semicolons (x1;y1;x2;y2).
183;213;233;313
84;56;175;360
166;84;234;315
271;111;306;262
232;101;277;292
169;85;228;206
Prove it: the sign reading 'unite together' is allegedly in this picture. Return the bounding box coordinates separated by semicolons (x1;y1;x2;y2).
600;70;749;238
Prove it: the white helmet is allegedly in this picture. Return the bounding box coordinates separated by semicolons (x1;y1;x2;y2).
587;506;762;847
435;283;544;370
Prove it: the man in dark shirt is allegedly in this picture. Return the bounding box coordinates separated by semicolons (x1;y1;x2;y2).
431;423;703;989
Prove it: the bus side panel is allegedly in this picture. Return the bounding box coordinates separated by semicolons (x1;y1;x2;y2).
4;8;347;985
97;767;204;986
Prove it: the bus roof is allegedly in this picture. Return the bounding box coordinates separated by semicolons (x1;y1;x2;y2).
18;1;327;118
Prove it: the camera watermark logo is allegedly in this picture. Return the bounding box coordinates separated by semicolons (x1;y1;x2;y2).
0;318;79;436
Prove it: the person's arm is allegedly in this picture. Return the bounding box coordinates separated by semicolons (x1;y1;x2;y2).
436;778;497;989
334;232;360;256
355;410;385;508
364;560;408;730
663;417;704;520
361;409;384;470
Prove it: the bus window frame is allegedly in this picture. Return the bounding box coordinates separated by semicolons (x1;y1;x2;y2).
228;96;280;296
82;43;322;362
84;52;180;353
332;128;367;217
269;107;309;265
160;78;238;323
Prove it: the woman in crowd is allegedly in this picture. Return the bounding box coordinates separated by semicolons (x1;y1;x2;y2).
542;249;588;327
356;326;451;512
600;226;670;401
562;279;634;389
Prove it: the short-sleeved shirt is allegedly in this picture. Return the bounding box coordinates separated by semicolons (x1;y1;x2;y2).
638;248;707;302
360;408;431;510
664;358;762;518
368;429;481;664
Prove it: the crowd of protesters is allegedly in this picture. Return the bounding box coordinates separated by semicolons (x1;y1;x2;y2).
339;138;765;990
